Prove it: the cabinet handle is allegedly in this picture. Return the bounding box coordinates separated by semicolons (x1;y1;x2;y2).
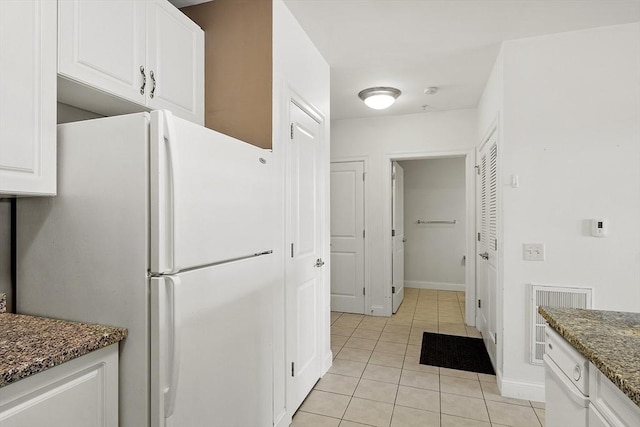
140;66;146;95
150;70;156;99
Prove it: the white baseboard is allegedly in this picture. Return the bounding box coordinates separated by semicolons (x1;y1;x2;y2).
405;281;466;292
499;375;545;403
323;350;333;375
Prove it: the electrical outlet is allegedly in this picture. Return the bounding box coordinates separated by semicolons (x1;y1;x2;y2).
523;243;545;261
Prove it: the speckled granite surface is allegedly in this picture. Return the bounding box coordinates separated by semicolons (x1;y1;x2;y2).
539;307;640;407
0;293;6;314
0;313;127;387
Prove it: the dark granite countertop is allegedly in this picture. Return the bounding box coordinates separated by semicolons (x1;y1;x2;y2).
0;293;127;388
539;306;640;407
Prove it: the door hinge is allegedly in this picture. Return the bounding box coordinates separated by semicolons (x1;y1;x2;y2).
475;165;480;175
494;239;498;251
494;333;498;345
391;172;396;180
290;123;294;139
363;287;366;296
363;230;365;238
478;299;481;308
392;229;396;237
291;362;295;377
477;232;481;242
392;286;396;294
290;243;294;258
363;172;366;181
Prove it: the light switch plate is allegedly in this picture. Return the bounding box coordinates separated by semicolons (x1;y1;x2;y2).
523;243;545;261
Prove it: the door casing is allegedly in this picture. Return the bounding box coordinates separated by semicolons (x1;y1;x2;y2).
382;150;476;321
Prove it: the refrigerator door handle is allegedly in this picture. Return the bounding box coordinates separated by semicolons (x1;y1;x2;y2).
164;275;182;419
163;110;180;274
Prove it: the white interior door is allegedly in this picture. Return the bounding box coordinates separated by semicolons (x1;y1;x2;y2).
476;131;498;366
330;161;365;314
286;102;323;413
392;162;405;313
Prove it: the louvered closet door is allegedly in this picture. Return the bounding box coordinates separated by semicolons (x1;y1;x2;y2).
476;130;498;368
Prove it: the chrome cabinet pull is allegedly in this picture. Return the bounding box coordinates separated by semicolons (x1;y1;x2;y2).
479;252;489;260
150;70;156;99
140;66;146;95
314;258;325;268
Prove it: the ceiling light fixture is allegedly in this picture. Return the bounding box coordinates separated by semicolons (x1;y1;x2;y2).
358;87;401;110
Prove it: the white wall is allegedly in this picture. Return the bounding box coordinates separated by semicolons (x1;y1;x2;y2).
0;104;102;313
478;22;640;401
400;158;466;290
272;1;331;426
332;110;477;315
57;102;103;123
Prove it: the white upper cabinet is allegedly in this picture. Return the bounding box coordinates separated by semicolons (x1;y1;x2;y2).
146;0;204;122
0;0;56;196
58;0;146;105
58;0;204;125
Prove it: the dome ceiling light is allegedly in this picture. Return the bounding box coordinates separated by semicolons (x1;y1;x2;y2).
358;87;401;110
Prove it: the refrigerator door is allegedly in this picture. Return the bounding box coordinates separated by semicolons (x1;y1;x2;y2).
150;254;274;427
150;110;274;274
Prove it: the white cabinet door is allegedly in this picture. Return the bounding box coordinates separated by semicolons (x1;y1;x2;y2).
58;0;146;104
0;0;56;196
0;345;119;427
57;0;203;124
146;0;204;125
589;363;640;427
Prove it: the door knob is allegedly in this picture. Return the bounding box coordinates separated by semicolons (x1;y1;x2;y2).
479;252;489;260
314;258;325;268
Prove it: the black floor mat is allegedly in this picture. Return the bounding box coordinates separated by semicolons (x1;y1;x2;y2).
419;332;495;375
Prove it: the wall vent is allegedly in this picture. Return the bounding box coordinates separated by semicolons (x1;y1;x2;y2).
530;284;592;365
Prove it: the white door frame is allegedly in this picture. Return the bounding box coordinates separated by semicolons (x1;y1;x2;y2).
382;150;476;323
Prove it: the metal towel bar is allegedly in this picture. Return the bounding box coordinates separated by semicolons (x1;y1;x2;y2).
416;219;456;224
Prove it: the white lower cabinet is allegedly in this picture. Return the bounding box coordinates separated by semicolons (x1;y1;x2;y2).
589;404;611;427
588;363;640;427
0;345;119;427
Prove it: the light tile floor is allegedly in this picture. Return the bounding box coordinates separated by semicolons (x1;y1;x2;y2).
292;288;545;427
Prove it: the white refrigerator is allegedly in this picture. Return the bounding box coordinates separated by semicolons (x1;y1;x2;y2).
17;111;276;427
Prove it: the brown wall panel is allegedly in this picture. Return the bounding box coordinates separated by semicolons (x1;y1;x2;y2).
182;0;272;149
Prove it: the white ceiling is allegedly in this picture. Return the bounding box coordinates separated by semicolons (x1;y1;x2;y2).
173;0;640;120
283;0;640;120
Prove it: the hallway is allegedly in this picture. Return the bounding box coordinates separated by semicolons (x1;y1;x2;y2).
292;288;545;427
